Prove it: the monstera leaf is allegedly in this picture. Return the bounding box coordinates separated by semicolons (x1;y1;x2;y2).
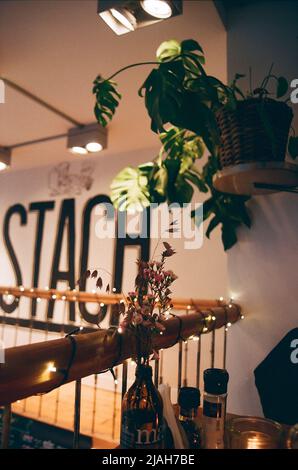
110;164;155;212
93;76;122;127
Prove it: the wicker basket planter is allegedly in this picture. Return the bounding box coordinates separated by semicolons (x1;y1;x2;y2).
216;98;293;168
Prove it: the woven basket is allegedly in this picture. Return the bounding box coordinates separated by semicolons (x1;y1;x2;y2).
216;98;293;168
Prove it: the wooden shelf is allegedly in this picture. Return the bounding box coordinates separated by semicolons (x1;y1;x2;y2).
213;161;298;196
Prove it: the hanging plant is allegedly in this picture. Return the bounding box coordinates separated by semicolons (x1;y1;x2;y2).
93;39;297;251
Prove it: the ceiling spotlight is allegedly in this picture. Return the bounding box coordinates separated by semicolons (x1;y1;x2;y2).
67;123;107;155
0;147;11;171
141;1;172;19
98;1;182;35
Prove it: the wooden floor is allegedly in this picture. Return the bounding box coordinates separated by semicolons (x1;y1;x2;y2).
12;381;121;449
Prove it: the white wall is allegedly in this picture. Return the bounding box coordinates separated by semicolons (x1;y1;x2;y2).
226;0;298;415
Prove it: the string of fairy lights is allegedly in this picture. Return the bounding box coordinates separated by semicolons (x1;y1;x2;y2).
0;285;244;388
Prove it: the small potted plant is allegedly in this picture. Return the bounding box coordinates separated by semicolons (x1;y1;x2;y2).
216;68;294;167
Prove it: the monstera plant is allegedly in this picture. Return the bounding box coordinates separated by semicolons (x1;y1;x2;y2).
93;39;297;250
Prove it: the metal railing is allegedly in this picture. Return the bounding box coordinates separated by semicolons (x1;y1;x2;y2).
0;286;242;449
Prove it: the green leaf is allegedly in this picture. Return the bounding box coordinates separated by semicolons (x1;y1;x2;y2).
288;136;298;159
110;164;155;212
181;39;204;55
156;39;181;62
93;78;121;127
184;168;208;192
221;222;238;251
276;76;288;98
153;166;168;197
202;197;216;220
206;216;220;238
172;176;194;204
139;66;184;133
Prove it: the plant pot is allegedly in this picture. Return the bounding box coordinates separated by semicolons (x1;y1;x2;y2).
216;98;293;168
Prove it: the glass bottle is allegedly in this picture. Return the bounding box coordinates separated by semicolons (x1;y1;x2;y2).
120;363;164;449
178;387;202;449
202;368;229;449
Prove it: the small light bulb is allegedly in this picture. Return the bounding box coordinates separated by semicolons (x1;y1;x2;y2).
52;294;57;300
228;304;233;308
48;364;57;373
85;142;103;153
241;315;245;320
100;302;105;307
19;286;25;292
160;331;163;335
0;162;8;171
36;297;41;303
30;288;34;292
141;0;172;19
212;316;216;321
227;322;232;327
45;286;49;291
219;296;224;302
70;146;88;155
118;327;123;334
193;336;200;341
225;327;229;332
187;305;191;310
112;287;117;292
203;327;208;332
114;379;118;385
61;295;66;301
79;326;83;331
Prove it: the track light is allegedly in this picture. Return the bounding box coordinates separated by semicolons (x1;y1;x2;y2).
98;1;182;35
67;123;107;156
0;147;11;171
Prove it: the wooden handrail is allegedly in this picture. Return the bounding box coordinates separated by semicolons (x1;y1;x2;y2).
0;304;241;405
0;286;225;310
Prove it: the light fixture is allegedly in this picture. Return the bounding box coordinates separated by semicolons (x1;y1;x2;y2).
141;0;172;19
98;1;182;35
67;123;107;155
0;147;11;171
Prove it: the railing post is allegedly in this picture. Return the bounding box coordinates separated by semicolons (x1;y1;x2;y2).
73;379;82;449
121;360;128;399
196;335;201;389
211;329;215;368
154;357;159;387
159;349;164;385
1;404;12;449
183;339;188;387
177;340;183;391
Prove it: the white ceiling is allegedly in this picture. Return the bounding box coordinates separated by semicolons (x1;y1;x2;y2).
0;0;226;171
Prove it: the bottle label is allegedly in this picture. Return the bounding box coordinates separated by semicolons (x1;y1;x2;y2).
203;401;222;418
120;414;163;449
